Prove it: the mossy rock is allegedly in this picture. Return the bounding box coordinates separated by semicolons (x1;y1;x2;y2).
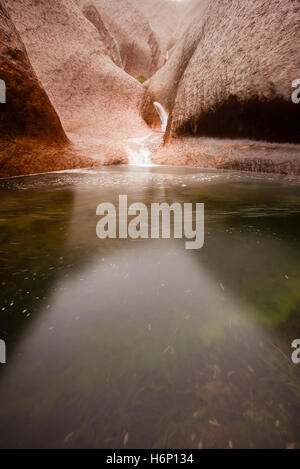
136;74;147;84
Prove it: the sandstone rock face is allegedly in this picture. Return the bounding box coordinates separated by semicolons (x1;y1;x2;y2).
0;0;72;177
0;0;67;145
147;0;300;143
179;0;209;32
152;137;300;176
104;143;129;165
5;0;149;142
78;0;122;68
143;2;208;122
130;0;181;57
91;0;164;79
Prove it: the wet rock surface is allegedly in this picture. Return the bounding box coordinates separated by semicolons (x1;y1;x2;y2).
152;137;300;176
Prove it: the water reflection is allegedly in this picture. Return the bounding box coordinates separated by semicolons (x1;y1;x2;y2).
0;167;299;448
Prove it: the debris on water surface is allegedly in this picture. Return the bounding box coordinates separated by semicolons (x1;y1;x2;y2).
192;409;205;420
213;365;221;379
209;419;221;427
123;432;129;447
163;345;175;355
64;432;74;444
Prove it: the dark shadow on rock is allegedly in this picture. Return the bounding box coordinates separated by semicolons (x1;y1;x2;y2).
174;96;300;144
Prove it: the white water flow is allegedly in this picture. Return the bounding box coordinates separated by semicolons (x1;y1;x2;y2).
153;102;168;132
124;102;167;166
124;135;153;166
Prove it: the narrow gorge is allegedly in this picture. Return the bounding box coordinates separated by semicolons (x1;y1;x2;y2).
0;0;299;177
0;0;300;451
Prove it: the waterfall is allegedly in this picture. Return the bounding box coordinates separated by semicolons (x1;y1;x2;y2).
153;102;168;132
124;135;153;166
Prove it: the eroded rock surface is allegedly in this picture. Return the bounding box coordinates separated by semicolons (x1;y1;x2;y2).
5;0;149;143
0;1;67;143
78;0;122;68
146;0;300;144
152;137;300;176
0;0;71;177
90;0;164;79
130;0;181;57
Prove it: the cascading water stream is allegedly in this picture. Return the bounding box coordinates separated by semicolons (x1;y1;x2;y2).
124;135;153;166
124;102;168;166
153;102;168;132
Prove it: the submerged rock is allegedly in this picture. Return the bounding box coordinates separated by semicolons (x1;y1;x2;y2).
146;0;300;144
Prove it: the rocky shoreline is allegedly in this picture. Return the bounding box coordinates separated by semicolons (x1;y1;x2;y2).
151;137;300;177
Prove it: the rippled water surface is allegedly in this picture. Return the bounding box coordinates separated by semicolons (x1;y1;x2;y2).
0;166;299;449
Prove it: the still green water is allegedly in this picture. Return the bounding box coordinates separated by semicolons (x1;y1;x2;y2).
0;166;299;449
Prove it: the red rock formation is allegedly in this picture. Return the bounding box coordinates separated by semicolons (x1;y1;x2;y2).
5;0;150;143
146;0;300;144
90;0;164;79
179;0;209;32
0;0;72;176
130;0;181;57
143;2;208;123
0;1;67;144
78;0;122;68
151;137;300;176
